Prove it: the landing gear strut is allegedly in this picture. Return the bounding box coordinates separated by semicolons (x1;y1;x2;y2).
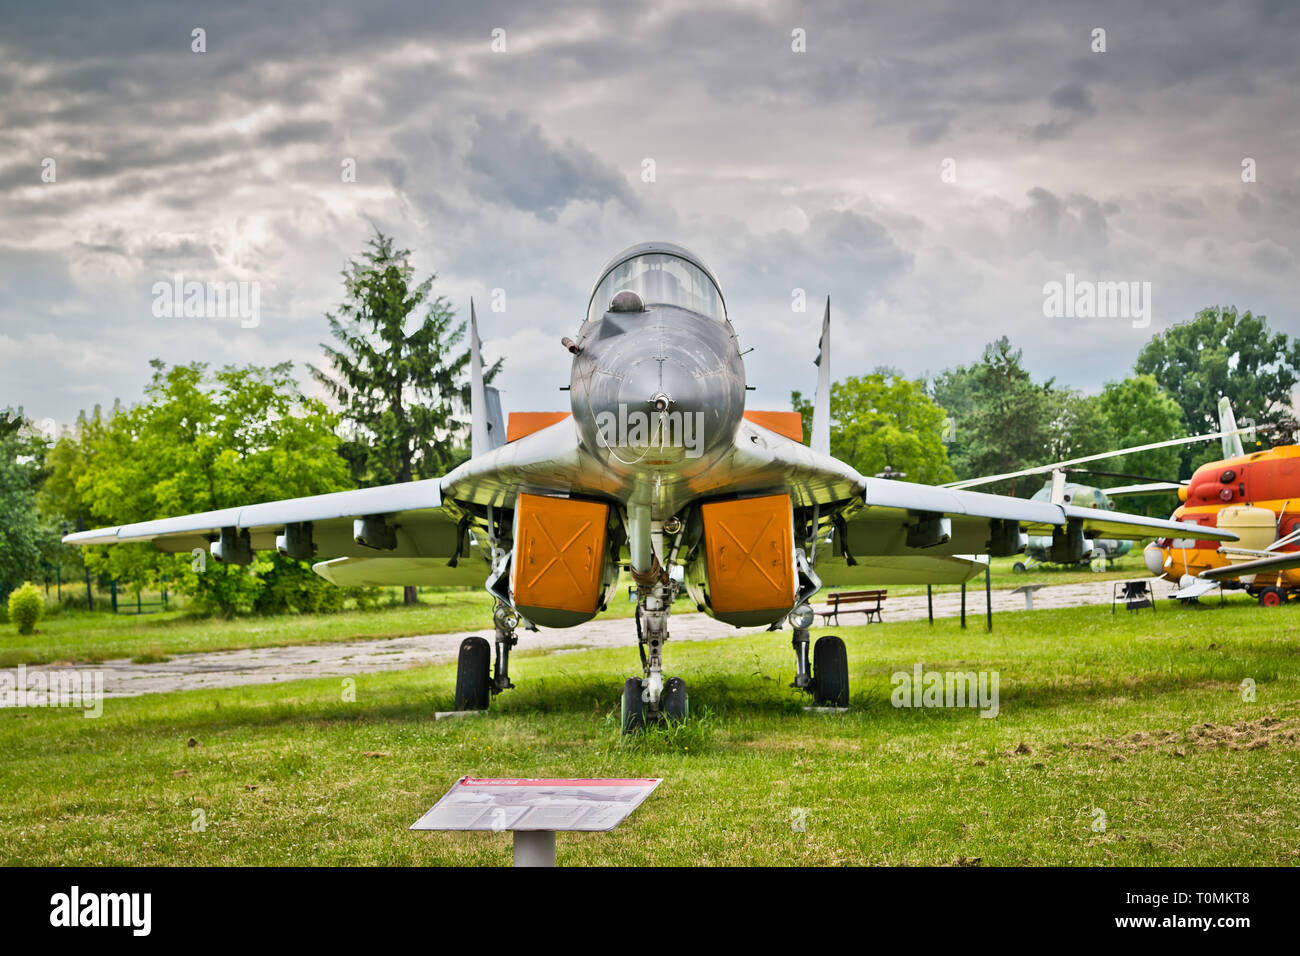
791;624;850;708
452;602;519;711
491;604;519;694
621;560;690;735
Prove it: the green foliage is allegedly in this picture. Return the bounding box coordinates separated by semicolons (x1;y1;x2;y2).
1087;375;1187;516
795;374;955;484
1094;375;1185;479
1135;306;1300;473
7;582;43;635
0;409;48;602
44;362;352;617
931;337;1056;495
310;230;501;486
1043;390;1116;465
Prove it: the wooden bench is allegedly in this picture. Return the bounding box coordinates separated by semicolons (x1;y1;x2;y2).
817;589;887;626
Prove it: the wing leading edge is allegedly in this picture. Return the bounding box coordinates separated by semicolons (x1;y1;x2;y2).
833;475;1236;563
60;478;488;587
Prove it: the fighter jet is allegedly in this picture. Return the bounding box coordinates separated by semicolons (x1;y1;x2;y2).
64;242;1236;732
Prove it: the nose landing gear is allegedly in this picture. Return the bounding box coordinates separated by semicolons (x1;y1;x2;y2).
620;567;690;735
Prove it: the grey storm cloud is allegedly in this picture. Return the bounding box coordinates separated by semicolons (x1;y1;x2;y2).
0;0;1296;426
1047;84;1096;115
466;112;637;221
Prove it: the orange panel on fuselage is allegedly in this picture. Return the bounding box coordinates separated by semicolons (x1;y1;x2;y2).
511;493;608;614
701;493;796;614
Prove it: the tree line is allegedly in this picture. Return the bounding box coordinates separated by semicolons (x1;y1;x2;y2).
793;307;1300;508
1;231;495;615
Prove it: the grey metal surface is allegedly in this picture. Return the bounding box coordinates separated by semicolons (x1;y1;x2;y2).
513;829;556;867
410;777;662;833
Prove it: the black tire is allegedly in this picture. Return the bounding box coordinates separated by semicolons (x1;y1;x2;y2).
812;635;849;707
662;677;689;723
621;678;646;734
1012;562;1026;574
453;636;491;711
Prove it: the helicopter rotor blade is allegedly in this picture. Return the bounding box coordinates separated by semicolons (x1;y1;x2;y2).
942;427;1255;491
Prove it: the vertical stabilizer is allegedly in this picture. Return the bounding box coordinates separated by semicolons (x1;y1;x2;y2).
1218;396;1244;459
811;298;831;456
469;299;502;458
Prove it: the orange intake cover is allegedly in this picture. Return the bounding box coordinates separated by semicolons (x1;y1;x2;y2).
701;493;796;614
511;493;608;614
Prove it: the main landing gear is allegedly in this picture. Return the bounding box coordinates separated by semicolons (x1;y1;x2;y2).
1257;586;1288;607
453;603;519;711
451;586;851;726
790;624;849;708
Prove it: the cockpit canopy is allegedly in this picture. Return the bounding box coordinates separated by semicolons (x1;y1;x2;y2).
1030;481;1115;510
586;243;727;325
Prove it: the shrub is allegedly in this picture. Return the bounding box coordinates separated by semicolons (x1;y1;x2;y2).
350;586;383;610
7;582;44;635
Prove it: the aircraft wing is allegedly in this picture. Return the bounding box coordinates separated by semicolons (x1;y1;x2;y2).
1199;551;1300;581
62;478;491;587
839;477;1236;555
60;408;602;588
721;429;1238;586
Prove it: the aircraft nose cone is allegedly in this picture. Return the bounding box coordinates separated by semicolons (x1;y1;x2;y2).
607;356;717;459
572;305;745;466
1143;543;1166;576
617;355;703;417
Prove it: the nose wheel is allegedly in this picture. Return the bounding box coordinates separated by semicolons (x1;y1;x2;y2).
620;676;689;734
663;676;689;721
621;678;647;733
621;575;691;734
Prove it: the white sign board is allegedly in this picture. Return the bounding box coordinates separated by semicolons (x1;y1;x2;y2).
410;777;662;833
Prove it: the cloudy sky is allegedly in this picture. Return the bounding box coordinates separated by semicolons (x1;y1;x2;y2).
3;0;1298;430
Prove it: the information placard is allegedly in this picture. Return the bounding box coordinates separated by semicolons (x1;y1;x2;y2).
410;777;662;833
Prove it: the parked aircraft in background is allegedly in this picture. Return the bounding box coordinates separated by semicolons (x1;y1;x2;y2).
951;398;1254;573
1144;412;1300;605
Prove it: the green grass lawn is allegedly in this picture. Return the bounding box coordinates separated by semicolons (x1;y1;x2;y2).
4;601;1297;866
1;587;645;667
5;558;1151;668
0;591;500;668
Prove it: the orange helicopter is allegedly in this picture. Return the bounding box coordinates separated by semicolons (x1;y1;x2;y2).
1143;403;1300;605
947;397;1298;603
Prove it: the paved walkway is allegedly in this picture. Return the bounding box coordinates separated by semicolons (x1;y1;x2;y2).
4;579;1138;701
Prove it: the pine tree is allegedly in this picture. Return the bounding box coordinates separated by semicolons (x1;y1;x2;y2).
310;230;500;604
